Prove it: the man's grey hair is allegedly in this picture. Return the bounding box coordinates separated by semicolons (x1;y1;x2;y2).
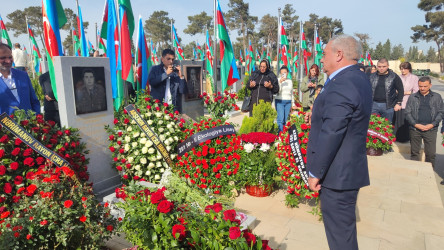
329;34;362;62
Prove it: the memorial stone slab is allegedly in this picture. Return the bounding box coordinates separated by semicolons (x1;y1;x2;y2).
53;56;120;196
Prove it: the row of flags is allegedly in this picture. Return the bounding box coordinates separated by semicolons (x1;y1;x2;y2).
0;0;375;111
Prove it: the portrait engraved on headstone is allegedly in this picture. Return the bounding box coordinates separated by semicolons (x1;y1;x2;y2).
185;66;202;100
72;67;107;115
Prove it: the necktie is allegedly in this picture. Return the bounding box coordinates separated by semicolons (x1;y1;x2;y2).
324;77;330;87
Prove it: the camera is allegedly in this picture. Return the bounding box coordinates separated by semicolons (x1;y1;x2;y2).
171;60;180;73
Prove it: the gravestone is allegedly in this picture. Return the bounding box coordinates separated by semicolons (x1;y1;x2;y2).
53;56;120;196
179;60;205;120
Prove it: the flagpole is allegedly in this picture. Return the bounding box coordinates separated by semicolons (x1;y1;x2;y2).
313;23;317;66
95;22;98;50
213;0;217;94
76;0;80;16
277;8;281;72
171;19;173;50
25;16;35;78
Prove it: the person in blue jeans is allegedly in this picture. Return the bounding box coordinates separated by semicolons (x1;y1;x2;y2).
275;66;293;133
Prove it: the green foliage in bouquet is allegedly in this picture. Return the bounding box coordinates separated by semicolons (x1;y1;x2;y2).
239;100;278;135
115;174;274;249
238;132;279;187
105;93;185;184
275;113;320;215
30;77;44;102
367;114;396;151
0;166;117;249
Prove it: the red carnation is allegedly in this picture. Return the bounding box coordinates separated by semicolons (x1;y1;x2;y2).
35;157;45;165
11;148;21;156
212;203;223;212
20;120;29;126
157;200;174;213
243;231;257;245
14;138;22;146
40;219;48;226
113;118;119;124
0;165;5;175
124;118;129;124
373;139;378;144
106;225;114;232
109;135;115;140
26;184;37;196
79;215;87;222
64;200;74;208
172;224;186;240
64;130;71;135
26;234;32;240
109;146;115;152
14;176;23;185
229;226;241;240
3;183;12;194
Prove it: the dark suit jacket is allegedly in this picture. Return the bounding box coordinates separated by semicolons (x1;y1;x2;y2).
0;68;40;115
306;65;372;190
148;64;187;112
39;72;58;111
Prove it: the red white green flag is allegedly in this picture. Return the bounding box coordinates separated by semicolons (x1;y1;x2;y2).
28;24;42;74
239;50;243;64
42;0;67;101
292;47;298;74
119;0;135;84
0;15;12;48
205;30;213;77
172;24;184;60
301;25;311;75
314;29;323;66
216;0;240;91
98;31;107;56
366;52;373;66
246;40;255;76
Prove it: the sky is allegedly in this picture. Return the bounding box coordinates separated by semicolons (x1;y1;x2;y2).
0;0;434;54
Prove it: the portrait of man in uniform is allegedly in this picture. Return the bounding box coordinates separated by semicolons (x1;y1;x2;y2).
72;67;107;115
185;66;202;100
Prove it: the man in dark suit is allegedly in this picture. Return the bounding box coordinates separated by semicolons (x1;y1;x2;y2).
39;71;60;126
305;34;372;250
148;49;187;113
0;44;40;115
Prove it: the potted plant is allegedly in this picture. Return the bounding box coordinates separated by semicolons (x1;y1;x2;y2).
366;114;396;156
238;132;278;197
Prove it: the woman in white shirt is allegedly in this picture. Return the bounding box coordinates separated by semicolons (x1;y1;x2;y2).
275;66;293;133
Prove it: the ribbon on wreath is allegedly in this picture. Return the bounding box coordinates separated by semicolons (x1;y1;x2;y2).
367;129;389;143
288;124;309;187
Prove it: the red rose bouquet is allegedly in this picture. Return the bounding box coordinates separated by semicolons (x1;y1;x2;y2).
175;117;242;196
106;93;185;184
275;113;320;211
0;110;89;209
367;114;396;151
0;165;116;249
200;90;239;121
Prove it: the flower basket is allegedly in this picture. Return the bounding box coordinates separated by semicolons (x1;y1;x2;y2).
245;184;273;197
367;147;383;156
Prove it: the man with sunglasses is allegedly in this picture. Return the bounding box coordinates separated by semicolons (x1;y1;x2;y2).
0;44;40;115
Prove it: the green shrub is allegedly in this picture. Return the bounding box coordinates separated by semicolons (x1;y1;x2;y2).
30;77;44;102
239;100;277;134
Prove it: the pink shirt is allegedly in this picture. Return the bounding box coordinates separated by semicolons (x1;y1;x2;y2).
399;73;419;109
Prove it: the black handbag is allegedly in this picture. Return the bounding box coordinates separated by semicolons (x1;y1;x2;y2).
241;87;251;112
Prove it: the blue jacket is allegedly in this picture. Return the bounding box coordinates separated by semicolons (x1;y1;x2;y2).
306;65;372;190
148;64;187;112
0;68;40;115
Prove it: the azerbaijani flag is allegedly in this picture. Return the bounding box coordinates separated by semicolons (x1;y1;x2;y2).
260;46;266;61
247;40;255;75
0;15;12;48
28;24;42;74
205;30;213;77
216;0;239;91
196;42;204;60
314;29;323;66
193;47;197;60
88;40;95;53
256;49;260;61
300;25;311;75
280;21;291;73
366;52;373;66
135;16;151;91
150;40;157;65
42;0;67;101
267;51;271;64
239;50;243;64
72;27;81;56
101;0;123;110
119;0;135;85
172;24;184;60
292;47;298;74
77;5;88;57
98;31;107;56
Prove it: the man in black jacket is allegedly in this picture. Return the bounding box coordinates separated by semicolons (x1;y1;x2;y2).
39;71;60;126
369;58;404;122
405;76;443;168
